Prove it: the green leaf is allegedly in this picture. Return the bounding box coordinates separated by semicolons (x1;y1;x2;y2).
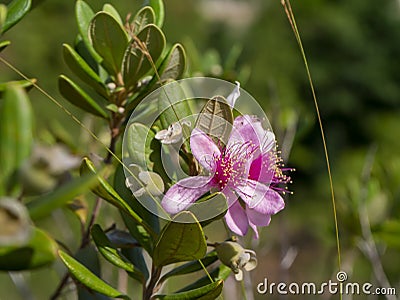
0;84;33;191
114;164;158;254
159;251;218;284
153;211;207;266
177;264;231;293
27;173;99;220
159;44;186;83
0;79;36;96
373;220;400;249
2;0;31;33
148;0;164;28
0;40;10;52
0;227;58;270
62;44;108;98
124;122;155;169
91;224;144;282
132;6;155;34
195;96;233;145
102;4;123;25
190;192;228;228
58;75;108;118
58;250;130;299
154;279;223;300
80;158;156;239
0;5;7;34
75;0;102;62
122;24;166;89
89;12;129;76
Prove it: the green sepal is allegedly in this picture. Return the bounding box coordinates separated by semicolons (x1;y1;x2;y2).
58;75;108;118
153;211;207;266
58;250;130;299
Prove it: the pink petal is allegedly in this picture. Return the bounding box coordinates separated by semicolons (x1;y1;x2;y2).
247;209;272;226
224;201;249;236
190;128;220;172
162;176;212;214
235;180;284;214
248;154;274;184
228;115;275;154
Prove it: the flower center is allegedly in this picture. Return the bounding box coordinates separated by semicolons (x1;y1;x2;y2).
212;142;255;189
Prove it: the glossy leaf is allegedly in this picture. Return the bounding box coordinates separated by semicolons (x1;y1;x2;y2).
124;122;155;169
2;0;31;33
91;224;143;280
58;250;130;299
148;0;164;28
0;84;33;190
190;192;228;228
0;227;58;270
122;24;166;88
159;44;186;83
27;173;99;220
177;264;231;293
153;211;207;266
58;75;108;118
62;44;108;98
195;95;233;144
159;251;218;284
102;4;123;25
0;40;10;52
132;6;155;34
75;0;101;62
113;165;158;254
154;280;223;300
80;158;156;239
89;12;129;76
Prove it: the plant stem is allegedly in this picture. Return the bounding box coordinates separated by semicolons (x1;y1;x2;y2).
143;264;162;300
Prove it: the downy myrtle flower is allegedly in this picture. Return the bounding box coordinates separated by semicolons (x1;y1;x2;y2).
215;241;257;281
162;113;291;238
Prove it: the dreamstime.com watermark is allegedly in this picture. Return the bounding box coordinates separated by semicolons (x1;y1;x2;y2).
257;271;397;296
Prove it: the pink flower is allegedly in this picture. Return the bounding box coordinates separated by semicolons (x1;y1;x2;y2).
162;115;290;238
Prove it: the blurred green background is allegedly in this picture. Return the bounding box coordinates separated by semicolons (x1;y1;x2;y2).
1;0;400;299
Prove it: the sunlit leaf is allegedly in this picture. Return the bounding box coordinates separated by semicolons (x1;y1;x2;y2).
58;75;108;118
0;40;10;52
124;122;155;169
91;224;144;282
58;250;130;299
89;12;129;76
122;24;166;89
0;226;58;270
153;211;207;266
154;279;223;300
102;4;123;25
1;0;31;33
148;0;164;28
75;0;101;62
62;44;108;98
0;79;36;97
195;95;233;144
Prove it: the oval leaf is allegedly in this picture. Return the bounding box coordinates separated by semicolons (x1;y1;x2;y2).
124;122;155;169
2;0;31;33
154;279;223;300
153;211;207;266
195;95;233;145
58;75;108;118
159;44;186;83
89;11;129;76
122;24;166;89
58;250;130;299
0;227;58;271
102;4;123;25
75;0;102;62
132;6;156;34
62;43;108;98
149;0;164;28
0;83;33;188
